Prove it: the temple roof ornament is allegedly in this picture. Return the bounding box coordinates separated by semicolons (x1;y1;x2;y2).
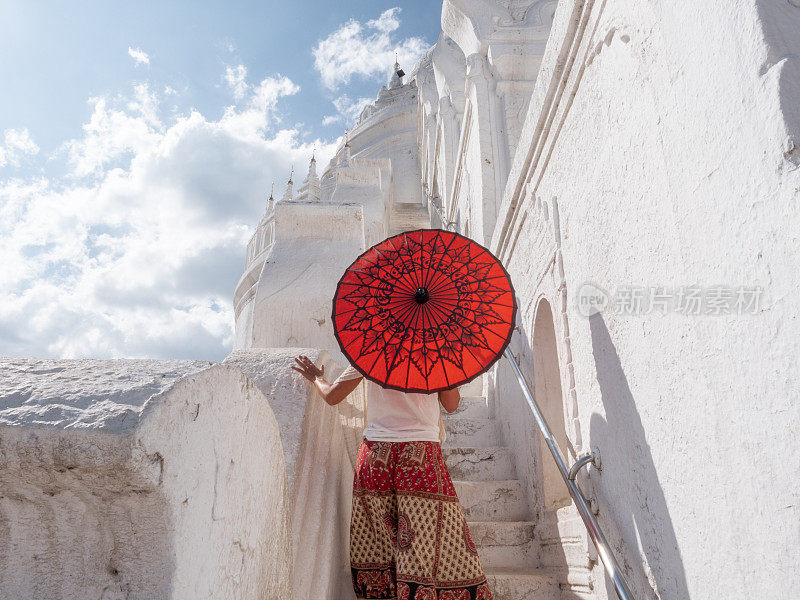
282;166;294;202
267;182;275;212
340;130;351;166
389;56;405;90
296;154;321;202
308;152;317;176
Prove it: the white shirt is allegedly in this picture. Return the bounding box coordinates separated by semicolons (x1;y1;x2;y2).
334;365;446;443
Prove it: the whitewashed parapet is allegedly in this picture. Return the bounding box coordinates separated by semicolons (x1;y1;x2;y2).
224;348;366;600
0;357;292;600
0;350;367;600
0;351;365;600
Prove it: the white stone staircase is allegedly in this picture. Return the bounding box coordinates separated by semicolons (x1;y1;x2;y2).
443;390;561;600
389;202;431;235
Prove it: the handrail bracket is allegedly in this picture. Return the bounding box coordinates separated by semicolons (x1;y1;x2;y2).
568;450;601;481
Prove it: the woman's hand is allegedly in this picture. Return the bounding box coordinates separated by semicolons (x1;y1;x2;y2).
290;354;362;406
291;354;324;382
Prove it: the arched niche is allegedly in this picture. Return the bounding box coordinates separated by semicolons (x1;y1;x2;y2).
532;297;571;510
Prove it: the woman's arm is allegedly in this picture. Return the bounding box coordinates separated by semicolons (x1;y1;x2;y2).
291;355;362;406
438;387;461;413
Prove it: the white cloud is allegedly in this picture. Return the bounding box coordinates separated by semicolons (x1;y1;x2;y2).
250;77;299;113
127;46;150;66
323;95;374;127
127;83;162;127
367;7;401;33
334;95;373;119
313;7;428;90
224;64;249;100
0;128;39;167
0;69;338;361
64;91;162;178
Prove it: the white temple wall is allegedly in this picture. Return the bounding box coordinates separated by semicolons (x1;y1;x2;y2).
327;160;391;248
490;0;800;599
424;1;555;242
248;202;364;365
436;47;500;242
349;105;423;209
432;103;462;223
355;128;421;214
233;292;256;350
417;33;467;217
235;69;425;360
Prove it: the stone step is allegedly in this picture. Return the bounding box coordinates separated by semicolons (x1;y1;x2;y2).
459;376;484;397
454;480;531;522
442;417;499;447
539;505;593;572
448;395;488;419
546;565;594;597
389;203;430;233
541;536;592;572
485;568;561;600
468;521;538;569
443;446;516;481
558;587;597;600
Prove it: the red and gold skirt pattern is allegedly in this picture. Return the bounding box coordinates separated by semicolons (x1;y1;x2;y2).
350;439;493;600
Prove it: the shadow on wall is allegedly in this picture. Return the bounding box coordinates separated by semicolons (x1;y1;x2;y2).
588;313;689;600
754;1;800;167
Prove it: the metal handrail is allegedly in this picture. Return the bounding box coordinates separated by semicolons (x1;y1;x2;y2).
503;347;635;600
426;194;457;230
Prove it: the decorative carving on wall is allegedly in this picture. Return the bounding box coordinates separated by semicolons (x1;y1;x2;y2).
495;0;558;27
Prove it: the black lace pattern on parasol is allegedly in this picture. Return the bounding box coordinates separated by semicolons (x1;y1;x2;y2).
332;229;517;393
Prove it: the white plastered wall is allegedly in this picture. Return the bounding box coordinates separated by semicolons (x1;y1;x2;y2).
490;0;800;598
246;202;365;365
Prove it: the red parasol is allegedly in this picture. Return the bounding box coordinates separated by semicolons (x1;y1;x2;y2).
332;229;517;393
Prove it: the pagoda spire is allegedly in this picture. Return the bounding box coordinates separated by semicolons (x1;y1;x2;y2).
343;129;351;164
389;53;405;89
267;181;275;212
307;151;317;180
282;166;294;202
296;153;321;202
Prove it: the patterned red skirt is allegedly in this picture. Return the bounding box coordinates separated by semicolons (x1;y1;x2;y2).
350;438;493;600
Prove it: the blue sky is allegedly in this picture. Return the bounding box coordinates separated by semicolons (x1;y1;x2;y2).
0;1;442;360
